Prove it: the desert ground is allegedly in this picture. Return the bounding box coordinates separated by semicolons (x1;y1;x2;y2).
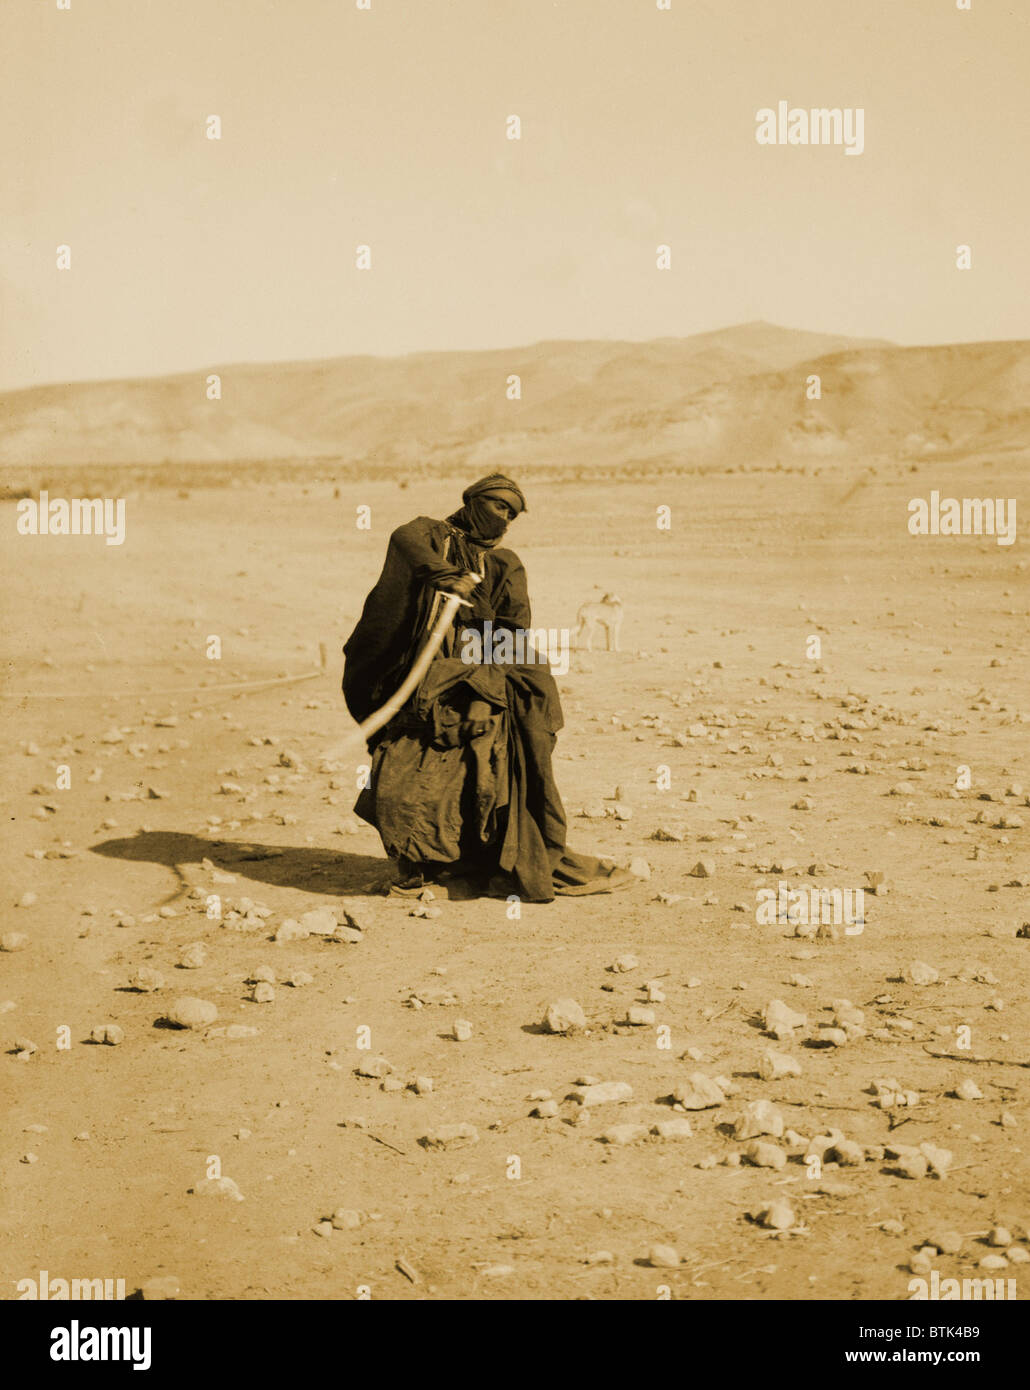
1;457;1027;1301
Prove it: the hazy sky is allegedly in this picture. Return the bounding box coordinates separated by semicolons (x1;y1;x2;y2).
2;0;1027;391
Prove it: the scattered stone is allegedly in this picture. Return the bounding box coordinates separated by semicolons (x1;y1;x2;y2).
988;1226;1013;1247
828;1140;864;1167
629;857;651;880
274;919;310;943
331;1208;362;1230
532;1100;559;1119
625;1005;655;1026
0;932;30;953
759;1050;802;1080
163;997;218;1029
756;1200;795;1231
743;1140;787;1170
543;998;587;1034
286;970;313;988
671;1073;725;1110
420;1123;479;1149
451;1019;473;1042
600;1123;649;1146
355;1056;393;1079
570;1081;633;1107
954;1078;983;1101
609;954;639;973
652;1118;694;1139
904;961;940;986
646;1244;680;1268
931;1231;963;1255
892;1152;929;1180
178;943;207;969
734;1100;785;1140
191;1176;243;1201
979;1254;1008;1271
312;1221;334;1238
763;999;806;1038
250;982;275;1004
920;1142;953;1178
90;1024;124;1046
129;967;165;992
689;859;716;878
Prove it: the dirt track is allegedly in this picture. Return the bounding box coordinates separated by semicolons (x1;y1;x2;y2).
2;462;1027;1300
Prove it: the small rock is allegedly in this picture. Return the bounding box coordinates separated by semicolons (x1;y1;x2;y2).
609;954;639;973
451;1019;473;1042
988;1226;1013;1247
191;1176;243;1201
420;1123;479;1149
651;1118;693;1139
0;932;30;953
979;1254;1008;1271
646;1244;680;1268
355;1056;393;1079
931;1231;963;1255
743;1140;786;1170
904;960;940;987
763;999;806;1037
689;859;716;878
625;1005;656;1026
543;998;587;1034
532;1100;559;1119
671;1073;725;1110
164;997;218;1029
757;1200;795;1231
90;1024;124;1046
759;1049;802;1080
250;982;275;1004
954;1078;983;1101
178;943;207;969
330;1208;362;1230
600;1123;649;1146
828;1140;864;1167
129;966;165;992
733;1099;785;1140
571;1081;633;1106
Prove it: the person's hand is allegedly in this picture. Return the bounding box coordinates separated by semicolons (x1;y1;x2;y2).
440;572;480;601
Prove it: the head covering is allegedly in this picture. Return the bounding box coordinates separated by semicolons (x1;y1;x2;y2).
462;473;527;516
447;474;527;548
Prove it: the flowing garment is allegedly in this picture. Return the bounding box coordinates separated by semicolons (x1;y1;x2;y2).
342;515;623;902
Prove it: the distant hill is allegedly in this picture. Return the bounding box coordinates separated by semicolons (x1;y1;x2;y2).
2;322;1027;474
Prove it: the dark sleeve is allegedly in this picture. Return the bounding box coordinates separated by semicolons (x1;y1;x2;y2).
494;555;531;630
390;518;466;587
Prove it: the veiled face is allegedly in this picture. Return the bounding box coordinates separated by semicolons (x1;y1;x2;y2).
480;495;517;523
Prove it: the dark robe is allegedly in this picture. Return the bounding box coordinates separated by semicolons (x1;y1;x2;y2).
342;516;612;903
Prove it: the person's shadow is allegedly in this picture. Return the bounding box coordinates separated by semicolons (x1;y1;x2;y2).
91;830;393;905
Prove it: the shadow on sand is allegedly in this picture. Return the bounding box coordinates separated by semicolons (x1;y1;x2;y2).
91;830;394;900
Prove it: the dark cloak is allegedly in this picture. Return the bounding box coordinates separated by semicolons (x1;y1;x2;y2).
341;515;612;902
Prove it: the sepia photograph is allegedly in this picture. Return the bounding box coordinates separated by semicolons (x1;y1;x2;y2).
2;0;1027;1349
